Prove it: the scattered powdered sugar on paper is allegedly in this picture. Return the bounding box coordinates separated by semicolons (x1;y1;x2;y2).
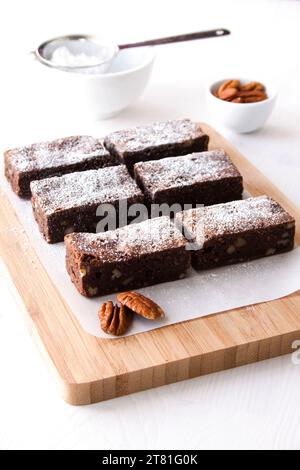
176;195;295;247
5;135;109;172
135;149;241;193
67;216;187;262
30;165;143;214
104;119;206;153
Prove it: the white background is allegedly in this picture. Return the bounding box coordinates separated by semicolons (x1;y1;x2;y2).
1;0;300;450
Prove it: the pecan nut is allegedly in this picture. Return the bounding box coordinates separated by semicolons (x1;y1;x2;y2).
240;81;264;92
117;291;164;321
99;301;133;336
238;90;267;99
217;79;240;97
231;97;243;103
242;96;267;103
218;87;239;101
215;79;267;103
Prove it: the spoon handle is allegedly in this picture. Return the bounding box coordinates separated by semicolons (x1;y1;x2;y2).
118;28;230;49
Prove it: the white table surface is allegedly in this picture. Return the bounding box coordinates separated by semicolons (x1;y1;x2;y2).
1;0;300;450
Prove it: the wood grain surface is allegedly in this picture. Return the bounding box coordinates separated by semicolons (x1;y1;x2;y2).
1;123;299;406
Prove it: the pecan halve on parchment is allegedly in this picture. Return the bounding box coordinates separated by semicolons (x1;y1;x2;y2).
117;291;165;321
99;301;133;336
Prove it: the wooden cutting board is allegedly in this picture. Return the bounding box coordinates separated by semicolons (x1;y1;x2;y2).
1;123;300;406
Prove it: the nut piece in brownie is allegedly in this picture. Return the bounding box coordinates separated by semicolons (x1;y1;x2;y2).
134;149;243;207
175;196;295;270
31;165;144;244
65;216;191;297
104;119;209;173
4;135;118;198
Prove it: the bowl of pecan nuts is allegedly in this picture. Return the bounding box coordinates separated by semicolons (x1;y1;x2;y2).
207;78;278;133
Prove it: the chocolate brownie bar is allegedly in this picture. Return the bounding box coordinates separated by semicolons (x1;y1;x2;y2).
104;119;209;173
31;165;144;243
134;149;243;208
4;135;118;198
176;196;295;270
65;216;191;297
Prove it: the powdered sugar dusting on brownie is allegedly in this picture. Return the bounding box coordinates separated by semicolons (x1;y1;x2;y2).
5;136;109;172
31;166;143;214
104;119;205;154
65;217;187;263
134;149;241;193
176;196;295;247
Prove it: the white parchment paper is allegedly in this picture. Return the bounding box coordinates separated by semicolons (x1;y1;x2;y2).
2;174;300;339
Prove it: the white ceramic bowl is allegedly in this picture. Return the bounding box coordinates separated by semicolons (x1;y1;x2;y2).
31;46;155;120
206;78;278;133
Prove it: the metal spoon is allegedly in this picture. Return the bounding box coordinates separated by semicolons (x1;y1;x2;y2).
34;28;230;73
